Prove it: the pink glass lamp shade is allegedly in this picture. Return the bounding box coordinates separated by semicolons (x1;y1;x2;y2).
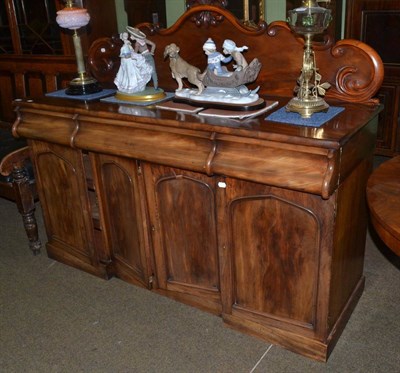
56;7;90;30
56;1;101;95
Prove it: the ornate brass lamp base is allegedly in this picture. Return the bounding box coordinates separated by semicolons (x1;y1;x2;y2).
286;96;329;118
66;74;102;95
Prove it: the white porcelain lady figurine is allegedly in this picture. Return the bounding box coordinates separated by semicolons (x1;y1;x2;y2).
114;32;153;94
127;26;159;90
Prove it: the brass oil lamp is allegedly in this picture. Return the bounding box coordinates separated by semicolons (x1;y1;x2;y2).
286;0;332;118
56;0;101;95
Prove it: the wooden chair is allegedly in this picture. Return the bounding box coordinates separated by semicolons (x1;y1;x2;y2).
0;125;41;255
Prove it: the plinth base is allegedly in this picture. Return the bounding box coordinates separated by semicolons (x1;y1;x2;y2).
174;87;264;111
65;76;102;96
115;88;166;102
286;97;329;118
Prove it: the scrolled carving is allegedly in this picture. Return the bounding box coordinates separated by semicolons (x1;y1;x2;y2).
187;2;227;27
327;40;384;104
87;35;122;85
190;9;225;27
266;22;383;104
84;6;384;104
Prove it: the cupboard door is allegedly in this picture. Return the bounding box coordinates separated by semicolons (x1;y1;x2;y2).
144;163;221;313
220;178;328;333
30;141;104;276
92;154;152;288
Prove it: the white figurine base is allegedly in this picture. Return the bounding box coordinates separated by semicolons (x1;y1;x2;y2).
174;86;264;111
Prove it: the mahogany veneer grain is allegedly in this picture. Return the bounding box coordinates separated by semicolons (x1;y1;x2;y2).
367;156;400;256
12;95;381;362
11;5;385;362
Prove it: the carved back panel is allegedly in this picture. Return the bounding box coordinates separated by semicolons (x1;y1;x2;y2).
88;5;383;104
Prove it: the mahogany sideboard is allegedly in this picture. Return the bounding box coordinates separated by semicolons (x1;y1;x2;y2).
12;95;381;361
11;5;385;362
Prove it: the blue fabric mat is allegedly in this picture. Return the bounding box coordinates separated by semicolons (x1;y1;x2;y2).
265;106;345;127
101;92;174;106
46;89;116;101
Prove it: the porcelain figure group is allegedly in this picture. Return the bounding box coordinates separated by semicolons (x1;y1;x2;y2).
114;27;159;95
166;37;262;107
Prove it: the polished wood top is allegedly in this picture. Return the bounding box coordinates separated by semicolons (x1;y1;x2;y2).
12;96;381;148
367;156;400;256
12;96;381;200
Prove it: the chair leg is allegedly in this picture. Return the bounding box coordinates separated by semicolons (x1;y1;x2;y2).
11;165;41;255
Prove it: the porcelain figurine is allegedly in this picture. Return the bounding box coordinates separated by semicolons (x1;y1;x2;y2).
127;26;159;90
163;43;204;94
201;38;261;89
114;32;153;94
222;39;248;72
202;38;232;77
170;38;263;110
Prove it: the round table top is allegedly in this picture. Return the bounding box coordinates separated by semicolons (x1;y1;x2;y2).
367;156;400;256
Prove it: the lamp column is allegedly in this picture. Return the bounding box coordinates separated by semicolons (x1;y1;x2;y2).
56;0;101;95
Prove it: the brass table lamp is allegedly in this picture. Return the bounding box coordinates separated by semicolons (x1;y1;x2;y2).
56;0;101;95
286;0;332;118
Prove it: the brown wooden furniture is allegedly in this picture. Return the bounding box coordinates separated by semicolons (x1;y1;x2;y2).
367;156;400;256
0;55;77;123
345;0;400;157
0;125;41;254
13;5;384;362
0;0;118;123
